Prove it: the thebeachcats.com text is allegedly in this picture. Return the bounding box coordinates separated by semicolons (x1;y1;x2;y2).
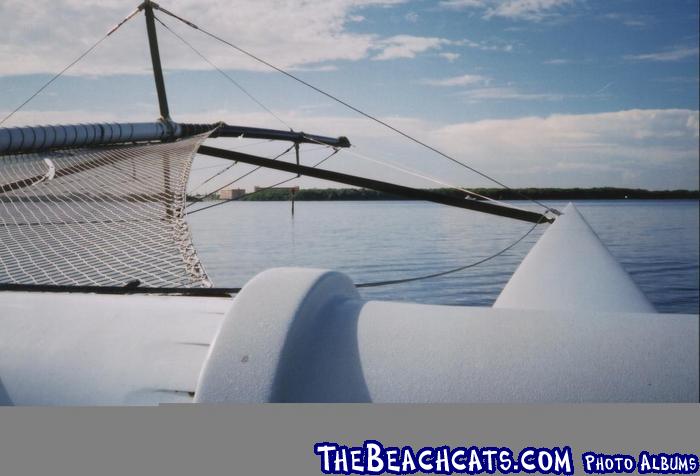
313;441;699;475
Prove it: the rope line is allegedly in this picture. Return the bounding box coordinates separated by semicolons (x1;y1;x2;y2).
301;133;530;212
188;148;339;215
190;160;239;193
153;14;293;131
154;14;520;211
356;216;544;288
190;158;238;193
186;143;296;209
152;5;558;216
0;7;141;127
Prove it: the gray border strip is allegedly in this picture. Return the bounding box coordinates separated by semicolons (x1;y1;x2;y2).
0;404;698;476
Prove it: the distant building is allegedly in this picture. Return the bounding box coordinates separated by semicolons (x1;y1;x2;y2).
218;188;246;200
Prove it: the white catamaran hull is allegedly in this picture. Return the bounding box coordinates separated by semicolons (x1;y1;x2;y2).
1;204;697;405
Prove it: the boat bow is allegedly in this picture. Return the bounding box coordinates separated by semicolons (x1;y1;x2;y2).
495;203;655;313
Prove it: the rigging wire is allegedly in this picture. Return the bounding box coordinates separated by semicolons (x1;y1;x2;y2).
356;215;544;288
188;138;261;192
0;4;555;292
188;176;297;215
154;8;549;217
348;146;496;203
157;10;507;207
0;7;142;127
191;139;275;174
186;143;296;208
153;14;294;131
346;147;534;211
198;138;274;155
193;163;232;171
190;159;239;193
152;5;559;216
187;147;340;215
190;163;542;287
301;133;529;212
191;139;272;170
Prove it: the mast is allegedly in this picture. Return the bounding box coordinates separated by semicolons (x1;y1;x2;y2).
143;0;171;121
0;1;546;224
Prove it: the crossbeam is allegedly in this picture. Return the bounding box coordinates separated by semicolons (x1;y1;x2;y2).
0;122;348;155
197;145;552;224
212;125;350;148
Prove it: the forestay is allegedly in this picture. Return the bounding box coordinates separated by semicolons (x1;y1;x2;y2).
0;133;211;288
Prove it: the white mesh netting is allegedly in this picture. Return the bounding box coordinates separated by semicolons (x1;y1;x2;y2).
0;134;212;287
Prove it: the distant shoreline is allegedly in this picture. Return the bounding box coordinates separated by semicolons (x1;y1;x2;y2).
188;187;699;202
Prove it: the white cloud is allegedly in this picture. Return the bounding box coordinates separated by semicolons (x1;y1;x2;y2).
0;108;148;126
440;0;487;8
287;64;339;72
459;38;514;52
543;58;571;65
428;109;699;188
459;87;567;101
187;108;699;190
421;74;490;86
601;13;651;28
4;106;697;189
404;11;419;23
440;0;575;22
439;52;461;62
486;0;574;20
0;0;410;75
372;35;451;60
625;46;699;62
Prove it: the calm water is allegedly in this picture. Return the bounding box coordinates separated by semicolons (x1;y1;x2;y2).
188;200;699;314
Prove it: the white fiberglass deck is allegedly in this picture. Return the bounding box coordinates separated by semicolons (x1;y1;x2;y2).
0;292;228;405
0;204;697;405
1;283;697;405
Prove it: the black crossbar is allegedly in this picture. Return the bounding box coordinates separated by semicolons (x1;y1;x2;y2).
197;145;552;224
0;282;239;297
212;125;350;148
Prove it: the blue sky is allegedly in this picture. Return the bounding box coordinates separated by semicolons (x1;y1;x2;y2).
1;0;698;191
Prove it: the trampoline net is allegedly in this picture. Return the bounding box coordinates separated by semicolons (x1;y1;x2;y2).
0;133;212;288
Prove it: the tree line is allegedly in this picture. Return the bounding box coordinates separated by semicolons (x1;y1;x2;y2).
188;187;698;201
